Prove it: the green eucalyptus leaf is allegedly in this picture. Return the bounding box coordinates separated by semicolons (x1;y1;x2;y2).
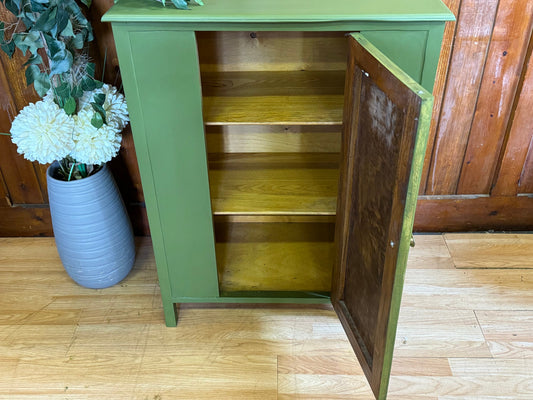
23;52;43;66
4;0;20;15
33;5;57;32
13;31;43;55
71;84;83;98
1;41;16;58
54;81;71;99
193;0;203;5
49;49;73;75
54;8;70;38
72;32;84;49
25;64;40;85
60;19;74;37
43;34;64;57
170;0;189;10
91;102;107;123
81;76;96;91
85;62;96;78
34;72;51;97
94;79;103;89
63;96;76;115
79;0;92;7
28;1;47;14
91;112;104;129
93;93;105;106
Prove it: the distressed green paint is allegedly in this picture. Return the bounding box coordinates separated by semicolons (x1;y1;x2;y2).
347;33;433;400
104;0;453;23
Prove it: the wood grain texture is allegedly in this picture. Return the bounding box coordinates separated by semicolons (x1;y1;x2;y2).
208;153;339;215
519;134;533;193
201;70;345;97
425;0;499;195
407;234;455;269
457;0;533;194
215;222;334;292
332;34;425;399
0;206;53;236
203;95;344;125
0;171;9;207
197;31;347;72
420;0;460;195
206;125;341;154
445;233;533;269
0;28;46;205
414;196;533;231
492;35;533;196
2;234;532;399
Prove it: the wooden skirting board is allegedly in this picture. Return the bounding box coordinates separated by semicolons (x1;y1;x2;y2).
414;195;533;232
1;195;532;236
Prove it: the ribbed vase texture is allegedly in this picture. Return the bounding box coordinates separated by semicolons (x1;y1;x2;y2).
47;162;135;289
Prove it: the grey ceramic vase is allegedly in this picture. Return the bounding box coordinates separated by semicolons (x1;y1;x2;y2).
46;162;135;289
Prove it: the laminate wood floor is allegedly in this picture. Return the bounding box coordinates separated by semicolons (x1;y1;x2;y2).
0;233;532;399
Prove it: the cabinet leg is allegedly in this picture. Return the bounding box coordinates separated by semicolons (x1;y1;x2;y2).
162;300;178;327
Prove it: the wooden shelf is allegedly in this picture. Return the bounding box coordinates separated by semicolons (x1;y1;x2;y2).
203;95;344;125
215;222;334;292
208;153;340;216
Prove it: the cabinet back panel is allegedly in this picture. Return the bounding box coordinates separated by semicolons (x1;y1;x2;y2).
201;70;345;97
206;125;342;153
197;31;348;72
215;222;334;292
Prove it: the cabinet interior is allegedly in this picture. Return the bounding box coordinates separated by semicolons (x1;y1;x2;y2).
197;31;347;295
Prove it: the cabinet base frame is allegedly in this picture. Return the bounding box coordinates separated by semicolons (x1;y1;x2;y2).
163;295;332;327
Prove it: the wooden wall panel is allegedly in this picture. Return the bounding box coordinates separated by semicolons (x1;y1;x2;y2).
518;138;533;194
493;40;533;196
0;170;9;207
457;0;533;194
425;0;499;195
420;0;460;195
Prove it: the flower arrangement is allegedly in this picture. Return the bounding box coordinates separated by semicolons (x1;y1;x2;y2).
1;0;129;181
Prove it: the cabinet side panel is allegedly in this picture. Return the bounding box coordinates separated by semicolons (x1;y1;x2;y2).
117;27;219;301
359;30;427;86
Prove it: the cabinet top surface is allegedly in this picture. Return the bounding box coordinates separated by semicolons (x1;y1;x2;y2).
103;0;454;23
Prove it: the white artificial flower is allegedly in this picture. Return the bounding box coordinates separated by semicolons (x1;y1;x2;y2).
10;100;75;164
78;84;129;130
70;109;122;164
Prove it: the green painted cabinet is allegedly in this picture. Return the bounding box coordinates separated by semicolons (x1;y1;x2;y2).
104;1;453;398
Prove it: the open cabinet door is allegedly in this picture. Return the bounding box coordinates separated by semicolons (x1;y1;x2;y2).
332;33;433;400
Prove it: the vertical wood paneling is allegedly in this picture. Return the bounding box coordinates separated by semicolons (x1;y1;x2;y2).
457;0;533;194
420;0;460;195
493;40;533;196
0;5;46;205
0;171;9;207
425;0;499;195
518;137;533;194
